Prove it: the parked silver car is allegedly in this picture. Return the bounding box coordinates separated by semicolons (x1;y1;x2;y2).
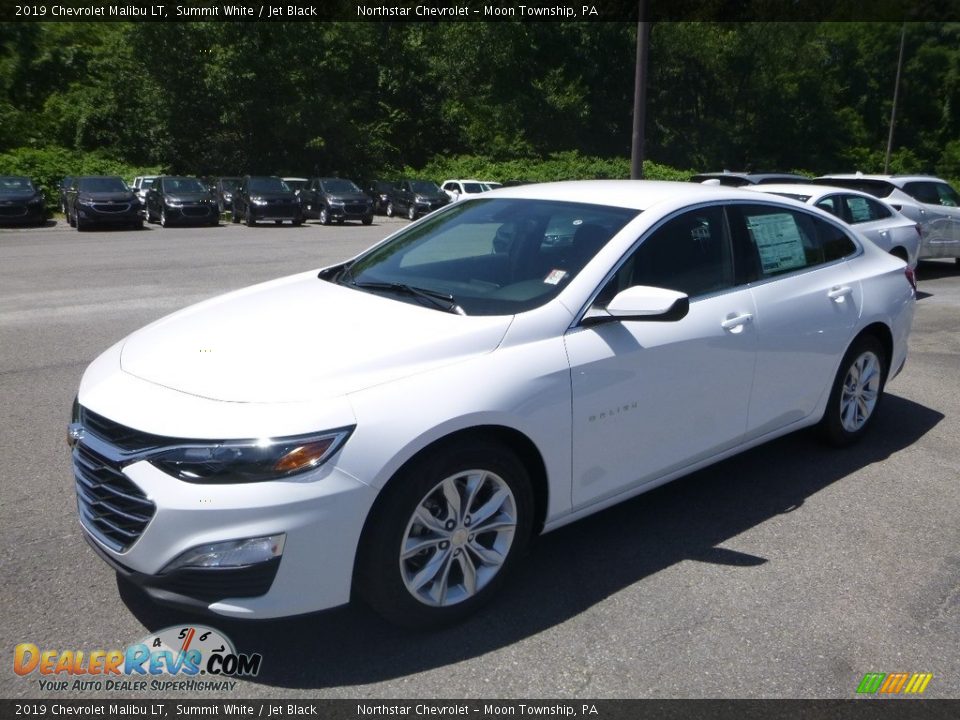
748;183;921;267
813;174;960;264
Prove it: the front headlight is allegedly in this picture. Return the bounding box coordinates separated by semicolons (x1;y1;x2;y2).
148;427;354;483
164;199;182;207
251;198;268;206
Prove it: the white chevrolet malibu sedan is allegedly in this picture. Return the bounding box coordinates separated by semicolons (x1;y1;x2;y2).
69;181;915;628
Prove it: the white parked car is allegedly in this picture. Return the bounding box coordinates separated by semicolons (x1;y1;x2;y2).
746;183;921;267
813;174;960;264
68;181;915;628
441;179;489;202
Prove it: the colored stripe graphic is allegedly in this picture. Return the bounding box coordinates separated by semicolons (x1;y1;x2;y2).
904;673;933;694
880;672;910;694
857;673;886;694
857;672;933;695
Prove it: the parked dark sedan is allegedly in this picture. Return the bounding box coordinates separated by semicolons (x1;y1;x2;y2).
387;179;450;220
0;176;47;226
144;176;219;227
300;177;374;225
65;176;142;231
231;176;303;226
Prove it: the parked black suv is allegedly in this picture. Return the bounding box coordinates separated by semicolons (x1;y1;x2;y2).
300;177;374;225
231;176;303;226
387;180;450;220
144;176;220;227
213;177;241;214
0;176;47;226
65;176;143;231
366;180;398;215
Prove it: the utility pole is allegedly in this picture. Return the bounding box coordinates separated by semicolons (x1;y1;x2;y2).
884;24;907;174
630;1;650;179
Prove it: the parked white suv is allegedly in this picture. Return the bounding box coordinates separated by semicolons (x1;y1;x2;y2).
131;175;158;211
814;174;960;263
441;179;489;202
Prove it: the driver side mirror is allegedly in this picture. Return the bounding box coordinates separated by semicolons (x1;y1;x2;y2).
582;285;689;326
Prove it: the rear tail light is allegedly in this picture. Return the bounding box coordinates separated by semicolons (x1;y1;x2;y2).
905;265;917;292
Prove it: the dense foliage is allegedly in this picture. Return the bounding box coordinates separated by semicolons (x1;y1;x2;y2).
1;21;958;191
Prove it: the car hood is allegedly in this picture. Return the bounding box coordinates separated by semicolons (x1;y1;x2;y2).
326;192;369;203
119;271;512;403
164;192;213;202
79;192;136;202
249;192;296;201
0;190;38;201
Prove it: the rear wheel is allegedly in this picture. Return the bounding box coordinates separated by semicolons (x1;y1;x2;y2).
356;441;533;629
819;335;887;446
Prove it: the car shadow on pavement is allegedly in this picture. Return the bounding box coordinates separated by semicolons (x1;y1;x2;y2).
119;393;942;689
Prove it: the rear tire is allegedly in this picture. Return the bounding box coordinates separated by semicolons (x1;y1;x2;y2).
818;335;888;446
355;441;533;629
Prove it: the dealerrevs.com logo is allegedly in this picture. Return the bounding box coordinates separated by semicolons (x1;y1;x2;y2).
856;672;934;696
14;625;262;692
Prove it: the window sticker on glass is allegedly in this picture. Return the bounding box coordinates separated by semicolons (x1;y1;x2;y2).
847;197;872;223
747;213;807;273
544;269;568;285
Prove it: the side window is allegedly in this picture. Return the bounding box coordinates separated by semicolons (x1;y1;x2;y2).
844;195;890;223
733;204;856;278
815;195;842;220
597;206;734;304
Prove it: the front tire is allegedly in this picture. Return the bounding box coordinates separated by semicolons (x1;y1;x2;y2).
356;441;533;629
819;335;887;446
385;202;394;218
362;214;373;225
407;204;417;221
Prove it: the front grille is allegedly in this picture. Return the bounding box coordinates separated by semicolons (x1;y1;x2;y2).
74;443;156;552
81;408;166;453
181;205;212;217
91;203;131;213
345;204;367;214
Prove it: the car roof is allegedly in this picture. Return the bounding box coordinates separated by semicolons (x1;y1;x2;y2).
815;174;950;185
691;171;809;184
484;179;783;211
746;183;887;202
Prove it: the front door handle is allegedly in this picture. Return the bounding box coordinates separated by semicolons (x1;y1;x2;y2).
721;313;753;332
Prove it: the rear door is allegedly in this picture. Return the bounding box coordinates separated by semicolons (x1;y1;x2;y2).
729;203;863;440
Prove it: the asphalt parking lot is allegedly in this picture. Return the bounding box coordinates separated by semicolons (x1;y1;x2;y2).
1;218;958;699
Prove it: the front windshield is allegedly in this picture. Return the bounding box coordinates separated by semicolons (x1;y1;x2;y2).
336;198;639;316
78;177;128;193
411;180;441;194
321;179;361;193
249;177;290;193
161;177;207;193
0;177;35;192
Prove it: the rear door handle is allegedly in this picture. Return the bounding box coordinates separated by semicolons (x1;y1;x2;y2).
827;285;853;302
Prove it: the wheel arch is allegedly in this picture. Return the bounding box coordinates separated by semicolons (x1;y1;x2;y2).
351;424;550;587
855;321;894;382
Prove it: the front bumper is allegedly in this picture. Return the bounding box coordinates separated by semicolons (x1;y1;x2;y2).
249;202;301;222
76;203;140;225
73;430;378;618
0;203;46;224
328;203;373;221
162;203;220;224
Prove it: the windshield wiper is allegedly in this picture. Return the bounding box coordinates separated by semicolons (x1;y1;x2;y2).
350;281;466;315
